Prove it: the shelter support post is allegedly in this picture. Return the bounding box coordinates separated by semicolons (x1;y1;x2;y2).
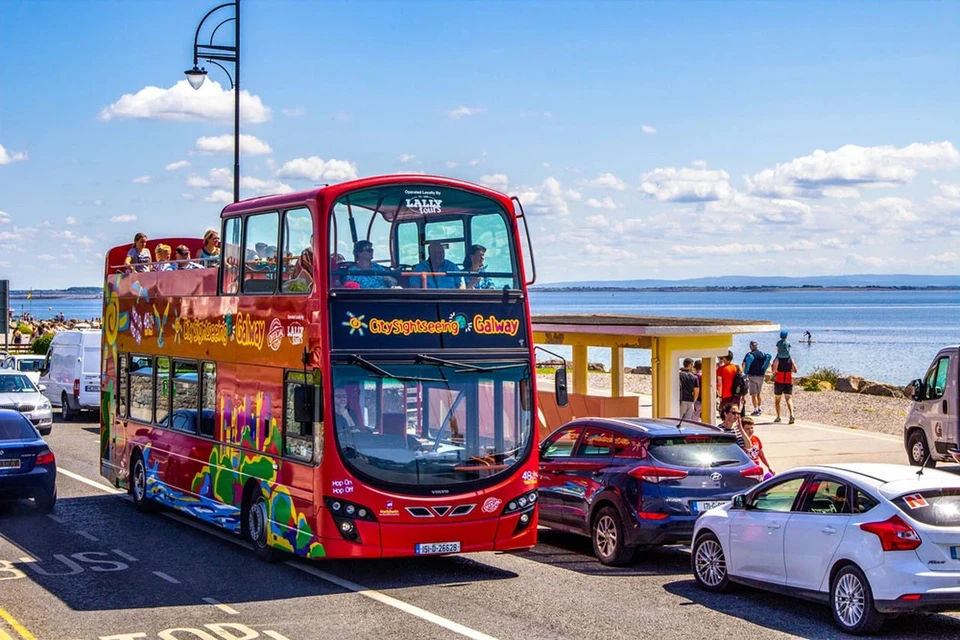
611;347;625;397
572;344;588;395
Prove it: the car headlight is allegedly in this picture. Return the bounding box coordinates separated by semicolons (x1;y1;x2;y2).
39;399;51;410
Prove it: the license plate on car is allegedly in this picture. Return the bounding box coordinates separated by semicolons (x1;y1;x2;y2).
415;541;460;555
0;459;20;469
85;385;99;392
693;500;727;514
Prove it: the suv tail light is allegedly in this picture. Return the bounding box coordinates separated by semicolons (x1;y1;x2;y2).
740;465;764;479
628;466;688;483
36;450;55;465
860;514;921;551
73;379;80;397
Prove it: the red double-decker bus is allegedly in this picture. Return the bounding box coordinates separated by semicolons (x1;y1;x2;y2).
100;175;560;560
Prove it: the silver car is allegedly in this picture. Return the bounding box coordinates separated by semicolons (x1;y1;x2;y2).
0;370;53;435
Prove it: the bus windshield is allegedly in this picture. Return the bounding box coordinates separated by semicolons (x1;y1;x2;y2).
329;184;519;291
331;360;533;490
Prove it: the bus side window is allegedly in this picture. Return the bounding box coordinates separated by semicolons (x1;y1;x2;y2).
128;355;153;423
155;357;170;426
281;207;314;294
284;371;319;462
221;217;242;295
199;362;216;438
118;353;128;419
171;360;199;434
242;211;280;294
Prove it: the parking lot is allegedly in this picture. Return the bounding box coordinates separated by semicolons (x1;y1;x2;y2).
2;415;960;639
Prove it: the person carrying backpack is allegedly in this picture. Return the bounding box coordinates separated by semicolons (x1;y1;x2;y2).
742;341;773;416
729;365;749;414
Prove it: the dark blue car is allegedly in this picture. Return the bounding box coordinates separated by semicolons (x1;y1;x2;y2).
0;409;57;511
538;418;761;565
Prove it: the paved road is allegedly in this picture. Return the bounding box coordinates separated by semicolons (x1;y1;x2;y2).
2;416;960;639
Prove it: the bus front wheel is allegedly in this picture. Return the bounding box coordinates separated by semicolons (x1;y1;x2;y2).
243;487;281;562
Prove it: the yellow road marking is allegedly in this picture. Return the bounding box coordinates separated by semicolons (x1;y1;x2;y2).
0;625;12;640
0;609;36;640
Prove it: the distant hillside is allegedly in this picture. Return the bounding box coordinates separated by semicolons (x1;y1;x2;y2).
535;274;960;289
11;287;102;298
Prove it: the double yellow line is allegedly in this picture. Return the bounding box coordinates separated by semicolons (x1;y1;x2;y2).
0;609;35;640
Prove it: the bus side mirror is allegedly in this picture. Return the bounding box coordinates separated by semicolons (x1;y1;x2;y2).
910;378;924;401
294;384;316;423
555;367;568;407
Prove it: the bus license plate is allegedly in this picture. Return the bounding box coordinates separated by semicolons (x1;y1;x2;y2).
86;385;99;392
415;541;460;555
693;500;727;514
0;459;20;469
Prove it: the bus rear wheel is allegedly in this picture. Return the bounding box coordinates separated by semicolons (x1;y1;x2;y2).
244;488;281;562
130;452;159;512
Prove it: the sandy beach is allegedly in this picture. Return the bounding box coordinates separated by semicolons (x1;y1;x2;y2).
538;372;911;438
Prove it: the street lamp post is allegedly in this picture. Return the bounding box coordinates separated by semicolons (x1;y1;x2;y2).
184;0;241;203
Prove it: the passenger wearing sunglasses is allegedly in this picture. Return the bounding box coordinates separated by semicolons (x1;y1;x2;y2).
344;240;396;288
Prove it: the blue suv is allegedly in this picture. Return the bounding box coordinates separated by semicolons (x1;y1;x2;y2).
538;418;761;565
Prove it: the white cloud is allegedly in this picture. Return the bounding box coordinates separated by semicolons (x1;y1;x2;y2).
586;172;627;191
640;166;734;202
164;160;190;171
641;124;657;134
282;107;305;117
0;210;10;223
205;190;233;204
240;176;293;195
187;176;212;188
99;79;271;124
691;160;707;169
515;177;579;216
447;105;485;120
585;214;609;227
586;196;617;210
479;173;509;189
398;153;416;164
854;197;919;231
925;251;959;265
132;175;152;184
445;161;458;169
65;216;77;225
845;253;890;269
747;141;960;198
0;143;27;165
276;156;358;182
110;214;137;223
194;134;272;155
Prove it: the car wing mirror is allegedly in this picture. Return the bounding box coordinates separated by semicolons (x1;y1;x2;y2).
555;367;568;407
732;494;747;510
38;384;46;392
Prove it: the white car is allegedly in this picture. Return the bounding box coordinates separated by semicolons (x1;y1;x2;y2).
2;354;46;385
691;463;960;635
0;370;53;435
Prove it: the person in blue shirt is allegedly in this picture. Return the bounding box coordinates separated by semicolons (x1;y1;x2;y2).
345;240;396;289
463;244;495;290
410;241;463;289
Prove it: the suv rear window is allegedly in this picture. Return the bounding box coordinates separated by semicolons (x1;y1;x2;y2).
893;489;960;526
648;436;751;467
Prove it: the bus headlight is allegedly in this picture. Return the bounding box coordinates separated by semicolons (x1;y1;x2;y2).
324;496;376;543
502;491;538;515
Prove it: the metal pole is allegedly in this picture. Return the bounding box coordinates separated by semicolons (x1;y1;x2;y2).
233;0;240;203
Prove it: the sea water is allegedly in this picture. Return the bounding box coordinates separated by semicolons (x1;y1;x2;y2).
14;290;958;385
530;289;960;385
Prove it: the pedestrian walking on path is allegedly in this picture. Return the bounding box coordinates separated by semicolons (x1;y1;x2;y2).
742;341;772;416
772;355;797;424
679;358;700;420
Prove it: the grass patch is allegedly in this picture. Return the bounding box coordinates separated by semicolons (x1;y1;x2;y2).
806;366;840;385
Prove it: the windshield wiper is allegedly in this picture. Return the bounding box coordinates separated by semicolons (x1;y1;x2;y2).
347;355;445;383
415;354;528;373
710;459;743;467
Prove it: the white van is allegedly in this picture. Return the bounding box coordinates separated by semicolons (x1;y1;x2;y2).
39;330;101;420
904;345;959;466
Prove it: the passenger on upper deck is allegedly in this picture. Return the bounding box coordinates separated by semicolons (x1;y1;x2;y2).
196;229;220;267
287;235;315;290
410;241;463;289
125;232;152;272
154;244;175;271
174;245;203;269
344;240;397;289
463;244;494;290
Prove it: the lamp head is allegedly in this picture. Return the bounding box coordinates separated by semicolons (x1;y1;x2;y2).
184;66;207;90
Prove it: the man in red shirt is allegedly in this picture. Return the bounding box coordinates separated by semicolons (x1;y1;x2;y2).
716;351;738;410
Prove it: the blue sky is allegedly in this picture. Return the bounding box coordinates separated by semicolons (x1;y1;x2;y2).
1;0;959;288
